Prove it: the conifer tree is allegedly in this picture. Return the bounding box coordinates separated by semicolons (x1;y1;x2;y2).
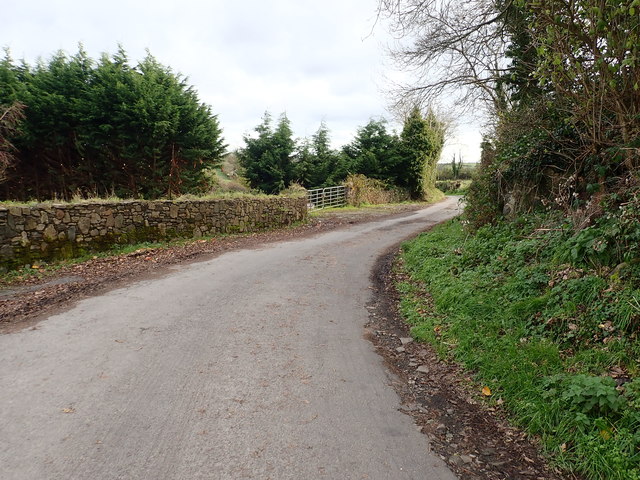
398;107;445;198
293;122;345;187
0;46;225;200
240;112;295;194
342;119;401;182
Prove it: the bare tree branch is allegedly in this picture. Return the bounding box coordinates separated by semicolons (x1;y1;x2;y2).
379;0;513;116
0;102;26;184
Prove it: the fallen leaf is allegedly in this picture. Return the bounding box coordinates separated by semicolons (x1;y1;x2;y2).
61;407;75;414
600;429;612;440
482;386;492;396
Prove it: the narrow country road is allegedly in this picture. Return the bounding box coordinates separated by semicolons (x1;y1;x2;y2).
1;198;461;480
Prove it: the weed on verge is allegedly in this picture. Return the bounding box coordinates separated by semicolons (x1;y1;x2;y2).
399;217;640;479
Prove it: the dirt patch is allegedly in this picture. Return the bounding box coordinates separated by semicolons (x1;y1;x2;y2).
0;203;424;333
366;243;576;480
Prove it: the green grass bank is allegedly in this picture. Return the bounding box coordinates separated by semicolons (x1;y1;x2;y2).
399;216;640;479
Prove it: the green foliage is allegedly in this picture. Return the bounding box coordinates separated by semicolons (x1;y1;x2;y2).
463;0;640;225
339;110;446;199
558;187;640;269
399;213;640;478
436;161;478;181
435;179;472;195
292;122;348;188
543;374;626;415
240;112;296;194
0;46;225;200
451;156;462;179
397;107;445;198
384;0;640;475
462;147;505;228
240;110;447;197
342;118;402;183
523;0;640;156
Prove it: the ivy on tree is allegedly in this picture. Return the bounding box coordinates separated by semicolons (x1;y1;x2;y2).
398;107;445;199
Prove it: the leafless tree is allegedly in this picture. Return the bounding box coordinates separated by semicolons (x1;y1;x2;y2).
378;0;513;117
0;102;25;184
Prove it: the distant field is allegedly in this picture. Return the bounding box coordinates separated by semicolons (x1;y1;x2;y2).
435;179;472;195
436;162;478;180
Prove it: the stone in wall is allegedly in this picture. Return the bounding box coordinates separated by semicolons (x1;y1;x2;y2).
0;196;307;271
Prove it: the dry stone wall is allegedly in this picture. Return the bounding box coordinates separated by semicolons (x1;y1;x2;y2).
0;197;307;271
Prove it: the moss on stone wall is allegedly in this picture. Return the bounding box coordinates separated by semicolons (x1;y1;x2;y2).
0;196;307;271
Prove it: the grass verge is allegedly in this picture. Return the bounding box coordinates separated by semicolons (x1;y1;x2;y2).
0;216;313;287
398;216;640;479
0;239;188;286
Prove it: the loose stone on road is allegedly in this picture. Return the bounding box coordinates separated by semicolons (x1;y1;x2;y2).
0;198;461;479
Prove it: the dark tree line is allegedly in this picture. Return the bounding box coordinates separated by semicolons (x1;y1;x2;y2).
240;109;444;198
0;46;226;200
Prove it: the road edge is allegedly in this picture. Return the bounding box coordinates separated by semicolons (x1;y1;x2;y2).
365;225;567;480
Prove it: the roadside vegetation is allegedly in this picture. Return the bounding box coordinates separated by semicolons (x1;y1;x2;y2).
400;206;640;479
381;0;640;477
0;47;226;201
435;159;477;195
239;107;446;200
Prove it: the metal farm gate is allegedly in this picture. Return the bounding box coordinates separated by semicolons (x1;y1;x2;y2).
306;185;347;210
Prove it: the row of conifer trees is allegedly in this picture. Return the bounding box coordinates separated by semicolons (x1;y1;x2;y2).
0;46;447;201
0;47;226;200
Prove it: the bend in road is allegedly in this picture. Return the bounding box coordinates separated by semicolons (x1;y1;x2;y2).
1;198;461;480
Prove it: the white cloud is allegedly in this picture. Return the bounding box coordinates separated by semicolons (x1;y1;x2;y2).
2;0;481;158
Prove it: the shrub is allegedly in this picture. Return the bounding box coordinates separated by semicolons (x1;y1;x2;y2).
344;174;409;206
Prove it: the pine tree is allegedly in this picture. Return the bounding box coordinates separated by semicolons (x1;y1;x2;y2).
293;122;345;187
240;112;295;194
342;119;401;182
0;46;225;200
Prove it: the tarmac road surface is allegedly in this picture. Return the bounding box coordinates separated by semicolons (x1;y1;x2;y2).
0;198;461;480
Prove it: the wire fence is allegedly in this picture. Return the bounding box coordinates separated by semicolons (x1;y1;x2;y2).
306;185;347;210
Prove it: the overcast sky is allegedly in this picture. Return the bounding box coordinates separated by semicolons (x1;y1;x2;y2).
3;0;482;161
